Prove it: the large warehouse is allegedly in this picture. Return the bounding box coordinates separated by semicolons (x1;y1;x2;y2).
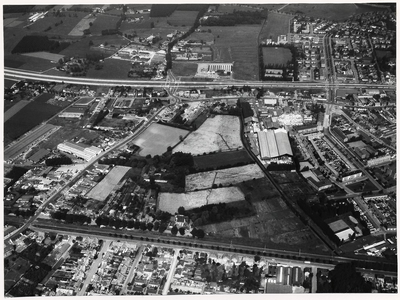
257;128;293;161
57;141;102;161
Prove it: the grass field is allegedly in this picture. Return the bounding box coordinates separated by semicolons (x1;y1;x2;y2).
89;15;121;34
281;3;390;22
168;10;198;26
217;4;262;13
69;15;96;36
4;94;65;145
200;25;261;80
4;101;30;122
133;123;190;156
171;62;199;77
22;52;64;62
194;149;253;170
173;115;243;155
158;187;245;214
86;59;132;79
27;12;88;35
185;164;265;192
262;47;292;66
259;11;292;42
5;54;57;72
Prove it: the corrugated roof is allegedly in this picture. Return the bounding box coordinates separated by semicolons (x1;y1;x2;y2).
275;128;293;156
266;130;279;158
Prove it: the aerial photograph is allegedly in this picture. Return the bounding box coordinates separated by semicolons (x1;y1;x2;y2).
2;2;397;297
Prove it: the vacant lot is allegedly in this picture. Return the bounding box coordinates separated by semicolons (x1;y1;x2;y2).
158;187;245;214
173;115;243;155
194;149;253;170
200;25;261;80
259;11;292;42
281;3;390;21
86;166;131;201
262;47;292;66
171;62;199;77
133;123;190;156
4;94;66;145
186;164;265;191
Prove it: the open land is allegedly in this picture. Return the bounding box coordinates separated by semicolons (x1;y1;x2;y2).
259;11;292;42
193;149;253;170
158;187;245;214
185;164;265;192
22;52;65;62
132;123;190;156
171;62;199;77
68;15;97;36
281;3;390;22
173;115;243;155
86;166;131;201
167;10;198;27
89;15;121;35
217;4;262;13
4;55;57;72
27;12;89;35
4;100;30;122
199;25;261;80
86;59;133;79
4;94;67;145
262;47;292;66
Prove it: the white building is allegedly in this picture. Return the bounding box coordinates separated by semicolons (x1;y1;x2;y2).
57;142;102;161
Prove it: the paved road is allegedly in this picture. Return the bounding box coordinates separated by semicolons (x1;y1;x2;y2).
121;244;144;295
77;239;112;296
162;249;179;295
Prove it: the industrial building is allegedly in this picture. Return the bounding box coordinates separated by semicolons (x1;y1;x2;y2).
257;128;293;161
57;142;102;161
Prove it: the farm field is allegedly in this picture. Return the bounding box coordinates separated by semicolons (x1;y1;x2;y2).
200;25;261;80
280;3;390;21
167;10;198;26
86;166;131;201
4;100;30;122
158;186;245;214
27;12;88;35
22;52;64;62
185;164;265;192
194;149;253;170
4;94;67;145
173;115;243;155
259;11;292;42
89;15;121;34
171;62;199;77
132;123;190;156
4;54;58;72
262;47;292;66
217;4;262;13
68;15;96;36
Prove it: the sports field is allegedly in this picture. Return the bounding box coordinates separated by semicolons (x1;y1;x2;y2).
132;123;190;156
262;47;292;66
173;115;243;155
158;186;245;214
86;166;131;201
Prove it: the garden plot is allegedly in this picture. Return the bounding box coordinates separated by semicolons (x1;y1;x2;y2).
158;187;244;214
173;115;242;155
185;164;265;191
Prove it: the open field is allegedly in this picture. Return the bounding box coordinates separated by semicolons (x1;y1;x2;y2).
132;123;190;156
217;4;262;13
22;52;64;62
194;149;253;170
86;59;132;79
168;10;198;26
185;164;265;192
89;15;121;34
158;187;245;214
68;15;96;36
259;11;292;42
262;47;292;66
200;25;261;80
86;166;131;201
171;62;199;77
4;101;30;122
27;12;88;35
173;115;243;155
4;54;57;72
281;3;390;21
4;94;67;145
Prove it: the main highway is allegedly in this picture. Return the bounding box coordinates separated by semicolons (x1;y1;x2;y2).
4;67;396;90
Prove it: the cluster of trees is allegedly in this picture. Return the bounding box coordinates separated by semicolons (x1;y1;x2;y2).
51;210;92;224
238;101;254;118
91;109;109;127
150;4;178;17
101;29;122;36
185;202;254;227
12;36;70;54
45;156;73;166
201;10;267;26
